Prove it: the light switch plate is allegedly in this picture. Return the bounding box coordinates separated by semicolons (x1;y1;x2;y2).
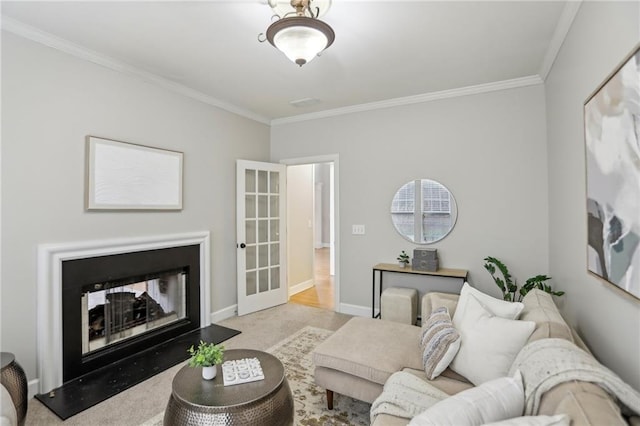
352;224;365;235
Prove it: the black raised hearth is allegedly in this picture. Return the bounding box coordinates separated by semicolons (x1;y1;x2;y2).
35;323;240;420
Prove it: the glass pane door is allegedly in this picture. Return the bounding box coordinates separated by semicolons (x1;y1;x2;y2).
237;160;287;315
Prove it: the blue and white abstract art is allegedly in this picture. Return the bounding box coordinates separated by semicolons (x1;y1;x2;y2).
584;43;640;300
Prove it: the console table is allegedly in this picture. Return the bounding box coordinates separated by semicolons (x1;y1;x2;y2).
372;263;468;318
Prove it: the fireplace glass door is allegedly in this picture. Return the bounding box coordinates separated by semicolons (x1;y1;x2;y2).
81;269;187;354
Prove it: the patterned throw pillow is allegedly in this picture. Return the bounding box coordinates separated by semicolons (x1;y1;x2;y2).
421;307;461;380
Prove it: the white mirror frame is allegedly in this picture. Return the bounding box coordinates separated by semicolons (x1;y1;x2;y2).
390;179;458;244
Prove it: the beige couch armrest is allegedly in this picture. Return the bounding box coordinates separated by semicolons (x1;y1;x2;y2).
540;381;626;425
1;384;17;426
421;292;460;321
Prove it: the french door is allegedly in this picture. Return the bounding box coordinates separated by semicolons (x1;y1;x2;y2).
236;160;287;316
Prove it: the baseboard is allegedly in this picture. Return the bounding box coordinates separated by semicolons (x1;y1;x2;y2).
338;303;371;318
289;279;314;296
28;379;38;399
209;304;237;323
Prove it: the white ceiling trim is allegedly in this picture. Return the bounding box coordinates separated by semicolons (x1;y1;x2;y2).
1;6;570;128
271;75;543;126
0;16;271;125
538;0;583;80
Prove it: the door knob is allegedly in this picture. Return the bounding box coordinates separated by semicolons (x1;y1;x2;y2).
239;243;246;249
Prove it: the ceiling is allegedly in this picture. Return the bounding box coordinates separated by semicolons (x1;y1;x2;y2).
1;1;573;124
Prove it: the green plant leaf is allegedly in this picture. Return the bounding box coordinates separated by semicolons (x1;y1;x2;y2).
483;257;562;302
187;340;225;367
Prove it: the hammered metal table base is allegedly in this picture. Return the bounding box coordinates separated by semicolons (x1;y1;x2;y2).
1;353;28;426
164;379;293;426
163;349;293;426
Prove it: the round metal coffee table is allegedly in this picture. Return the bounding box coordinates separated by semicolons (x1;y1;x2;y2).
164;349;293;426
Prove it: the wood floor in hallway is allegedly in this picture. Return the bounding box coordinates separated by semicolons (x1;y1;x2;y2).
289;247;334;310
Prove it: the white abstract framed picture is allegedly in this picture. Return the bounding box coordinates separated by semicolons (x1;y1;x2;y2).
86;136;183;210
584;43;640;301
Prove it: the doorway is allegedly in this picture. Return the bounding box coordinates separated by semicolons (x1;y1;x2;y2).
281;156;339;311
290;247;334;309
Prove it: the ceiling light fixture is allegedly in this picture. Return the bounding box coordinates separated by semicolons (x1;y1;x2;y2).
260;0;335;67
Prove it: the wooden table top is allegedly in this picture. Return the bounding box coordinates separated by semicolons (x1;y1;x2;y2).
373;263;468;278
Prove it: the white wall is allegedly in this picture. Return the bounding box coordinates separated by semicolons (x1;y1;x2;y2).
286;164;314;290
1;33;270;382
546;1;640;390
271;84;550;313
315;163;332;246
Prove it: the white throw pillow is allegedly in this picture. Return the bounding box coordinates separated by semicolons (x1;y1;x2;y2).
482;414;570;426
453;283;524;330
420;307;461;379
449;294;535;385
409;371;525;426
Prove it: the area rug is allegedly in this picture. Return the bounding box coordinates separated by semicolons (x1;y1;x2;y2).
141;326;371;426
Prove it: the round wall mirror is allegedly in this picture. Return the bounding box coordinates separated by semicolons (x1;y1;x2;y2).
390;179;458;244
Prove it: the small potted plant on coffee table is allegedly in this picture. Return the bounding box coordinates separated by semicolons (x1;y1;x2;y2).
187;340;225;380
397;250;410;268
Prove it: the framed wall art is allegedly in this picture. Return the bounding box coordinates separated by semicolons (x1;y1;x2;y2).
86;136;183;211
584;43;640;300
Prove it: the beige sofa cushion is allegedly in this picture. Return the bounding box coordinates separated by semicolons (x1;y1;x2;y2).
421;292;460;321
520;290;574;343
540;381;626;425
314;366;384;404
313;317;422;385
1;384;17;426
402;367;473;396
372;413;412;426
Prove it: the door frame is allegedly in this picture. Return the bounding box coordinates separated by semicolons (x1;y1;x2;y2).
279;154;340;312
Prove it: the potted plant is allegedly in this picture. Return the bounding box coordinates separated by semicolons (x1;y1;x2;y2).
483;256;564;302
397;250;410;267
187;340;225;380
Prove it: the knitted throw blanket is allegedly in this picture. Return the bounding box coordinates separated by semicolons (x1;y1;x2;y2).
509;338;640;416
370;371;449;423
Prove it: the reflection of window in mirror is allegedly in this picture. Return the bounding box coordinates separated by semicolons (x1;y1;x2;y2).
391;179;457;244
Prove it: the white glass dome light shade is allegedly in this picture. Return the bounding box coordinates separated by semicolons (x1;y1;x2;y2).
274;25;326;66
268;0;332;18
266;17;335;66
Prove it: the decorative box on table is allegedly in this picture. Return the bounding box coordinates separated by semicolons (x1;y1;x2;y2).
412;249;438;272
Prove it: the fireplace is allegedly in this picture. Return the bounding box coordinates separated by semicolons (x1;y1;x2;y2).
62;245;201;382
37;232;211;394
81;269;187;355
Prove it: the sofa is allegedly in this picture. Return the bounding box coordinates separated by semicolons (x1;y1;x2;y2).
313;287;640;425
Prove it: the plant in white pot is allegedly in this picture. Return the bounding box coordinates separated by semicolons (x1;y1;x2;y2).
187;340;225;380
397;250;410;268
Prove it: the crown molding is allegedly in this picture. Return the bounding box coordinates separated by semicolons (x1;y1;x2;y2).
271;75;543;126
2;12;565;129
538;0;583;80
1;16;271;125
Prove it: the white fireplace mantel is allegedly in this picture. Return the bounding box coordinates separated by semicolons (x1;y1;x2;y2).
36;231;211;394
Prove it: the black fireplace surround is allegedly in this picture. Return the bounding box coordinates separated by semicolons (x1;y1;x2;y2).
62;245;200;383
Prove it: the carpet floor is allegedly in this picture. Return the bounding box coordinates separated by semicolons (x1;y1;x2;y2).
24;303;362;425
